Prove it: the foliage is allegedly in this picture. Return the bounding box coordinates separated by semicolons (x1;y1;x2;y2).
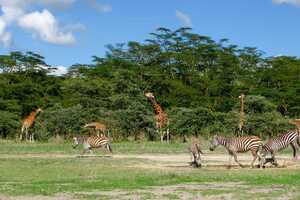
0;27;299;140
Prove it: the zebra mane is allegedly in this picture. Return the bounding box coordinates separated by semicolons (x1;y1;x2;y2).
215;135;229;145
74;136;87;144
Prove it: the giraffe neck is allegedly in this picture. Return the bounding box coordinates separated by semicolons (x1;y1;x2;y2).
149;97;164;115
24;110;39;125
30;111;39;120
240;97;244;113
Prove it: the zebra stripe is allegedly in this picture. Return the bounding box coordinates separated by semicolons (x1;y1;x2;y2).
260;129;300;167
210;135;263;168
73;135;112;154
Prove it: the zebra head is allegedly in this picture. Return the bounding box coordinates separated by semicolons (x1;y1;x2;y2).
257;147;267;164
72;137;79;149
209;135;220;151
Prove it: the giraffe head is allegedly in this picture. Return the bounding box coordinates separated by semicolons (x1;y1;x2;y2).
144;92;155;99
238;93;245;99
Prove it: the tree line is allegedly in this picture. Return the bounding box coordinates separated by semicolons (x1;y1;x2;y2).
0;27;299;141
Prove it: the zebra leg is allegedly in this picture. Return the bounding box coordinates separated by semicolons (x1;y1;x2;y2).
291;142;298;160
250;149;258;168
258;151;266;168
105;143;113;154
233;153;244;168
271;152;278;167
190;151;195;164
81;148;88;155
89;148;93;155
227;154;233;169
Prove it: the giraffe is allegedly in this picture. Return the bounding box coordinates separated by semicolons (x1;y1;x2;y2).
84;122;108;137
238;93;245;135
20;108;43;142
144;92;170;143
290;119;300;130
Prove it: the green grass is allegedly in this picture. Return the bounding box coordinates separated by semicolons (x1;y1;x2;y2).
0;140;192;155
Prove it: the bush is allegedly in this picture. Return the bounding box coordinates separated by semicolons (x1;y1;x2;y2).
0;111;20;138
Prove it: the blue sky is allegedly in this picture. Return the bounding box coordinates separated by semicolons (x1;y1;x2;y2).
0;0;300;69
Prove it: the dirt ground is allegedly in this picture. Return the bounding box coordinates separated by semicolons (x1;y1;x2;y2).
0;152;298;169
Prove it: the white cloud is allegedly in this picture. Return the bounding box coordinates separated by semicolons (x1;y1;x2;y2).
48;65;68;76
0;0;80;47
18;10;75;45
0;18;12;47
272;0;300;6
175;10;192;27
34;0;75;8
64;23;86;32
88;0;112;12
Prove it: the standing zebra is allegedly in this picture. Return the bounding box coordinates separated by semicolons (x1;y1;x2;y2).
73;135;112;154
209;135;263;168
259;129;300;167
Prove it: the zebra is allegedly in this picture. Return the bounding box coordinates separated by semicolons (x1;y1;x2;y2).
188;138;203;168
209;135;263;168
72;135;112;154
259;129;300;167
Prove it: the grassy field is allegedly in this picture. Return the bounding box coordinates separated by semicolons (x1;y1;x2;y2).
0;140;299;200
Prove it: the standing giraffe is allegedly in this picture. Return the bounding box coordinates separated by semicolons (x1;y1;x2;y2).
238;93;245;135
20;108;43;142
290;119;300;130
144;92;170;143
84;122;108;137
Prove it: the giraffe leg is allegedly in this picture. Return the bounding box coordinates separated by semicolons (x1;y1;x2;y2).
166;128;170;144
158;128;164;143
31;132;35;143
25;129;28;142
20;128;23;141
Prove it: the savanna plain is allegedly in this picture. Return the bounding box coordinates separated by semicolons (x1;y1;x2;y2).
0;140;299;200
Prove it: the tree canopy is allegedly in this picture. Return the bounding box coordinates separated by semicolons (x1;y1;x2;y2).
0;27;299;140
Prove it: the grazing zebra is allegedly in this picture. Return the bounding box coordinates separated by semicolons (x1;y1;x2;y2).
73;135;112;154
209;135;263;168
189;138;203;168
259;129;300;167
